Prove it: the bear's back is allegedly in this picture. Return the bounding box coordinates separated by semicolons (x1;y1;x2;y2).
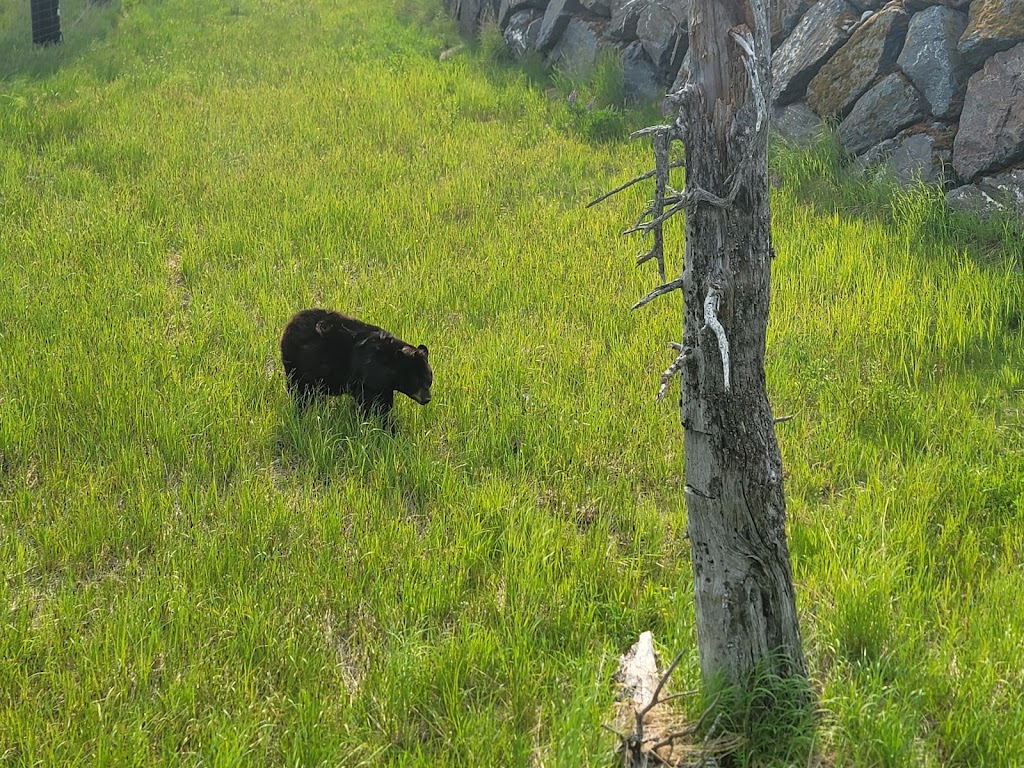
281;309;365;395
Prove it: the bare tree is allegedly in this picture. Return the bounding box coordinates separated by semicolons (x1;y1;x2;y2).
595;0;808;691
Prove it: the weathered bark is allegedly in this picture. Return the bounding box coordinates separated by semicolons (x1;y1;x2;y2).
590;0;808;697
679;0;807;685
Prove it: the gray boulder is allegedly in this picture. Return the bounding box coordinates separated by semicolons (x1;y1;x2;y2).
905;0;971;10
504;10;544;59
607;0;643;41
898;5;970;118
622;40;665;103
839;73;929;155
957;0;1024;70
536;0;585;53
638;1;688;74
859;128;954;185
806;3;909;119
499;0;548;27
771;0;813;48
451;0;500;37
952;42;1024;180
548;16;607;76
946;169;1024;220
848;0;887;9
772;102;825;144
580;0;612;15
772;0;862;105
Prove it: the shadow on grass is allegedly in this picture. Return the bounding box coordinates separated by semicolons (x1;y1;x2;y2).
0;0;120;80
271;397;432;488
704;656;822;768
276;403;376;471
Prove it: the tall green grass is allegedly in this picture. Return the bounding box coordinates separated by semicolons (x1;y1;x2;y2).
771;129;1024;766
1;0;1023;765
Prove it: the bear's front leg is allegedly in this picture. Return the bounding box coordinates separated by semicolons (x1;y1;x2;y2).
366;390;394;414
287;377;321;411
354;388;395;426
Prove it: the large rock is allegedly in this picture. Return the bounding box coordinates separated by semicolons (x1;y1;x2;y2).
771;0;813;48
536;0;584;53
503;10;544;59
622;40;665;103
452;0;500;37
637;1;688;74
806;3;909;118
443;0;470;35
958;0;1024;70
607;0;643;41
482;0;502;26
883;134;946;185
905;0;971;10
772;0;862;105
953;43;1024;180
897;5;970;118
858;125;956;185
580;0;612;15
946;169;1024;220
548;16;607;76
839;73;929;155
772;101;825;144
499;0;548;27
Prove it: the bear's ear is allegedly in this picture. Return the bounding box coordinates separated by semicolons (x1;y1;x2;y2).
315;321;330;336
417;344;428;358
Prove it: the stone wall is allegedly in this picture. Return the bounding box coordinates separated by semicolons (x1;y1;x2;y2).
444;0;1024;223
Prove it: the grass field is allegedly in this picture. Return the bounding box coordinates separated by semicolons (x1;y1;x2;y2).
2;0;1023;765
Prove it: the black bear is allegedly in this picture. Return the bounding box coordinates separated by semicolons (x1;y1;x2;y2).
280;308;432;416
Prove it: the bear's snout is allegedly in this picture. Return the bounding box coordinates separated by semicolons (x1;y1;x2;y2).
412;388;432;405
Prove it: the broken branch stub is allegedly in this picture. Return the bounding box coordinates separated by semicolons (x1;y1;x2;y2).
632;278;685;311
657;343;693;403
616;631;662;712
609;633;741;767
587;160;687;210
650;130;670;283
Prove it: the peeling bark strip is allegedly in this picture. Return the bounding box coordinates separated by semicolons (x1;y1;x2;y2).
594;0;809;690
702;285;730;392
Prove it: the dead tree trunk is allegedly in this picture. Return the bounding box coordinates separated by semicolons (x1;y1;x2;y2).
679;0;807;686
593;0;807;690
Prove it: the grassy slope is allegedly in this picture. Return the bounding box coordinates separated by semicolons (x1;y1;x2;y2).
1;0;1022;765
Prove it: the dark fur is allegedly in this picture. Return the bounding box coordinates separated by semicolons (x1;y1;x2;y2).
280;308;432;416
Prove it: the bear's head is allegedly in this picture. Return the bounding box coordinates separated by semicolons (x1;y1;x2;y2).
399;344;432;405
